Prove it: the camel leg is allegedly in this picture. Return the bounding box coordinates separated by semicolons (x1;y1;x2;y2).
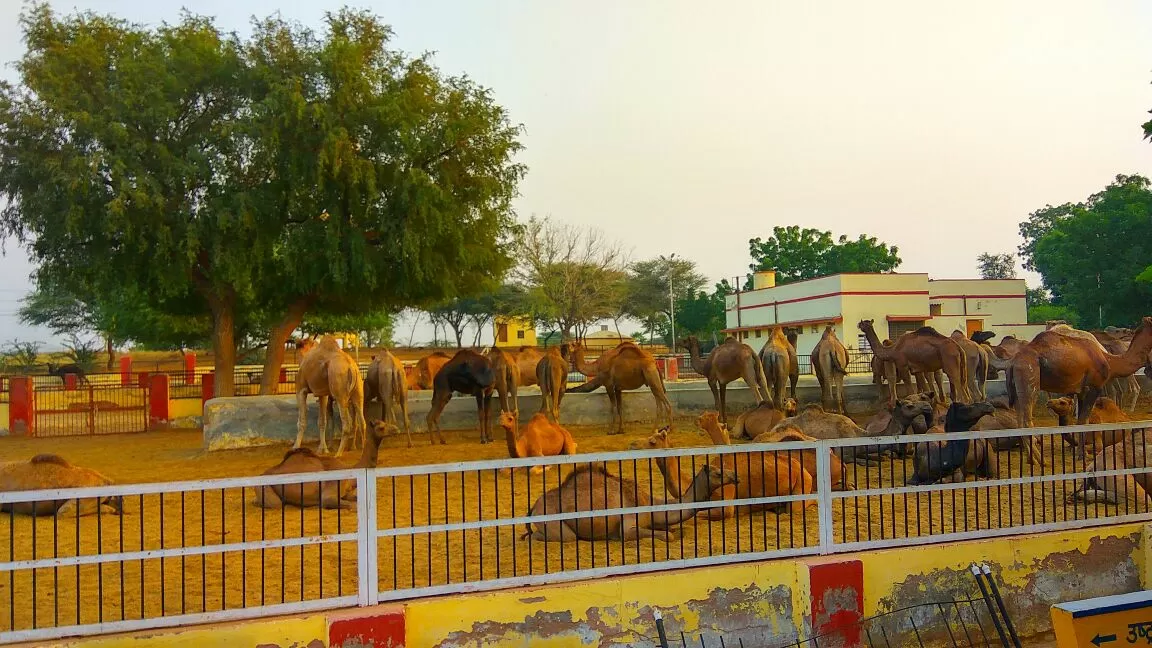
331;397;353;458
425;390;451;445
718;383;728;425
608;387;625;435
648;372;674;431
397;392;413;448
475;393;489;444
836;373;847;414
55;498;100;517
526;521;582;542
320;485;354;510
707;379;720;413
294;389;310;450
701;485;736;521
317;394;331;454
1076;387;1102;426
622;524;678;541
253;486;285;509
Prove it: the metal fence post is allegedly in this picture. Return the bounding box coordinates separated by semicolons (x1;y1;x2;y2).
815;439;834;553
356;468;380;607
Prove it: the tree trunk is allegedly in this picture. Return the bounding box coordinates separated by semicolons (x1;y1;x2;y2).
452;325;464;348
104;335;115;371
212;301;237;398
259;297;312;395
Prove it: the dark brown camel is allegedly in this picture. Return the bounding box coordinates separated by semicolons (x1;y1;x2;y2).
858;320;970;407
426;349;496;445
679;335;769;423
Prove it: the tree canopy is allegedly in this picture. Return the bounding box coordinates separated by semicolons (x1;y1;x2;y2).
1017;174;1152;328
625;256;707;340
747;226;901;285
976;253;1017;280
0;5;524;395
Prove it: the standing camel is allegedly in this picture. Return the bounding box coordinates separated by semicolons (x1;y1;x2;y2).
678;336;769;424
1006;317;1152;466
950;331;989;401
536;344;570;422
811;325;849;413
409;351;452;390
426;349;496;444
513;347;545;389
567;341;674;434
758;327;793;410
784;331;800;399
858;320;970;407
366;350;412;447
294;336;367;457
488;347;522;418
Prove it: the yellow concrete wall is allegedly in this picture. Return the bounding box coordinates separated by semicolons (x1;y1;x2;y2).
0;401;9;434
43;613;327;648
169;397;203;422
405;560;807;648
493;316;537;348
840;273;928;294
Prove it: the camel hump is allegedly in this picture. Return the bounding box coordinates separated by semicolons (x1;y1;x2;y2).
913;326;947;338
30;454;70;466
282;447;319;460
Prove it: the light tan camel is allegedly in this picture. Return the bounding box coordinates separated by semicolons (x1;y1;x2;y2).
858;320;970;407
0;454;122;516
1068;432;1152;505
679;336;769;423
772;404;885;465
640;420;815;519
784;331;800;400
294;336;367;457
567;341;674;434
731;398;798;440
520;461;738;542
811;325;850;413
499;410;577;472
1047;396;1131;456
951;331;988;400
750;424;855;491
1007;317;1152;465
410;351;452;390
758;327;793;409
536;344;570;422
488;346;522;418
366;350;412;447
254;421;390;509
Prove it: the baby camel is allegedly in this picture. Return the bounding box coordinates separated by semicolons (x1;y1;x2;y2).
498;410;578;472
254;420;391;509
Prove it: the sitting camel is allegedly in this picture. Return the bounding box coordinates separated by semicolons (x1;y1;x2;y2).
1047;396;1131;456
970;398;1024;451
254;420;390;509
426;349;496;444
641;414;816;519
862;395;934;457
366;350;412;447
772;404;885;465
520;462;738;542
731;398;798;440
1068;433;1152;505
535;344;570;422
498;410;577;472
0;454;122;516
294;335;367;457
907;402;997;485
750;424;855;491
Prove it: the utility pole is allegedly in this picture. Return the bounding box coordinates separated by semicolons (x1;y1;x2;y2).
661;253;677;350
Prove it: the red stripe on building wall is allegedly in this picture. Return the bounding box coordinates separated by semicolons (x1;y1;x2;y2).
931;294;1025;300
729;290;929;311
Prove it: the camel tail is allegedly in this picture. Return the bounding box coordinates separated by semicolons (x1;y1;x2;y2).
1005;364;1018;407
829;350;847;376
568;376;605;393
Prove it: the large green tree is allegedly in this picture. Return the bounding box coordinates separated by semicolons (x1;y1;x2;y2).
625;256;707;341
1018;174;1152;328
0;5;524;396
976;253;1017;280
747;226;901;285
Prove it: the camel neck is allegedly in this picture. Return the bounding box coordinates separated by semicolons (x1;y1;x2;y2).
860;325;884;357
1105;332;1152;377
572;348;596;377
355;435;382;469
701;423;730;445
503;423;522;458
662;470;719;525
653;455;687;499
687;343;707;375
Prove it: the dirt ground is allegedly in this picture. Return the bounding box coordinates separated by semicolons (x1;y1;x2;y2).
2;399;1151;634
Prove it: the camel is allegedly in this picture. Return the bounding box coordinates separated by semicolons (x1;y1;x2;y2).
758;327;793;409
861;395;934;457
294;336;367;457
498;410;577;472
0;454;122;516
255;421;390;509
488;347;522;418
749;424;855;491
1090;331;1142;412
536;344;570;422
520;461;738;542
858;320;970;407
970;399;1024;451
640;422;815;519
784;331;800;400
1007;317;1152;465
908;402;997;485
567;341;674;434
426;348;496;444
771;404;884;465
811;325;850;413
366;350;412;447
512;347;545;389
410;351;452;390
951;331;989;400
679;335;769;423
1068;433;1152;505
731;398;798;440
1047;396;1131;456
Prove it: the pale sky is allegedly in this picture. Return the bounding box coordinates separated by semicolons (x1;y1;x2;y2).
2;1;1150;348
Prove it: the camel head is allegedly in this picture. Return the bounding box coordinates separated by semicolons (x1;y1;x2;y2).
1046;396;1077;419
630;426;671;450
892;397;933;432
782;397;798;417
368;419;398;443
944;401;995;432
857;319;875;334
693;464;739;490
498;409;517;430
695;410;721;431
677;336;699;353
971;330;997;345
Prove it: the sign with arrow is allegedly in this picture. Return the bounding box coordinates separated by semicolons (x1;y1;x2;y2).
1052;591;1152;648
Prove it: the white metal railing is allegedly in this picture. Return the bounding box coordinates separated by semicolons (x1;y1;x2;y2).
3;421;1152;643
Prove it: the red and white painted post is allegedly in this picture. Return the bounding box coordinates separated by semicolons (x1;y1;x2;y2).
148;374;170;430
806;559;864;647
8;375;34;436
119;356;132;386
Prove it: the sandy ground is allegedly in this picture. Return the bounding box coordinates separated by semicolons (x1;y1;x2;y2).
2;398;1151;634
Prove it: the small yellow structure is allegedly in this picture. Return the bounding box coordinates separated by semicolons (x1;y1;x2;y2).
493;316;536;348
1051;590;1152;648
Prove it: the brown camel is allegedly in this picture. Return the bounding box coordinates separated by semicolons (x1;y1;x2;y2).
858;320;970;407
640;423;814;519
498;410;577;472
784;331;800;400
294;335;367;457
970;399;1024;451
679;335;769;423
951;331;989;400
426;349;496;444
254;421;390;509
1007;317;1152;465
907;402;997;485
1047;396;1131;456
536;344;570;422
567;341;674;434
758;327;793;409
1068;432;1152;505
0;454;122;517
410;351;452;390
750;424;855;491
513;347;545;389
1091;331;1142;412
488;347;522;418
366;350;412;447
811;325;850;413
520;462;738;542
731;398;798;440
772;404;885;465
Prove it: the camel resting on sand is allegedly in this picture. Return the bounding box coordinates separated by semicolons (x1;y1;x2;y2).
772;404;885;465
520;462;737;542
0;454;123;517
907;402;996;485
254;421;391;509
1047;396;1131;457
499;410;577;472
732;398;798;440
1068;432;1152;505
751;424;855;491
